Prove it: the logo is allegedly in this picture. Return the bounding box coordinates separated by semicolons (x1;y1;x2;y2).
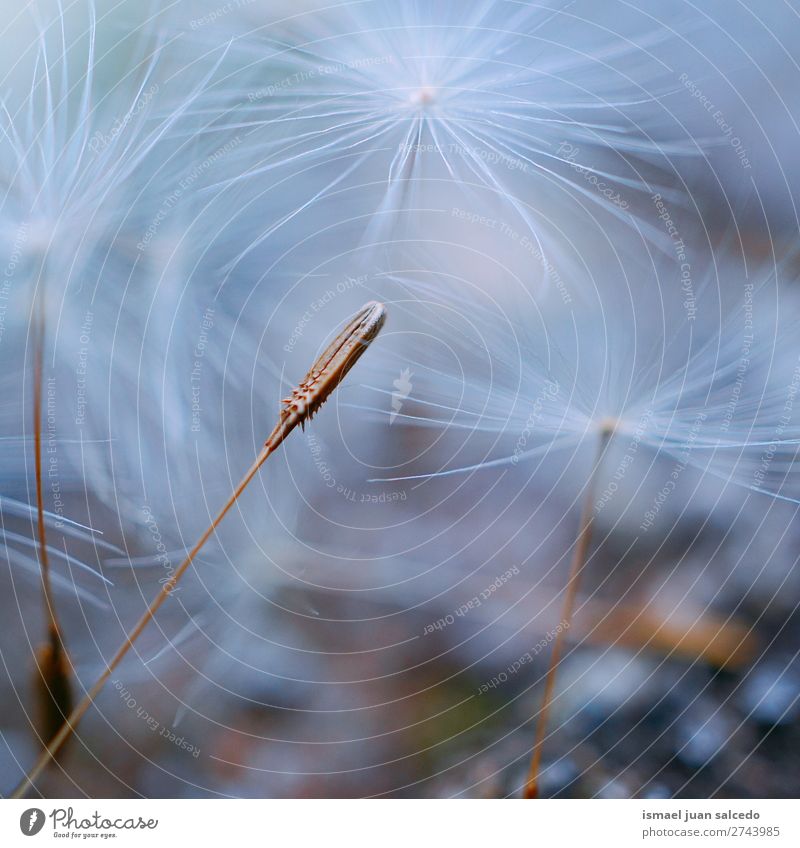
390;368;413;424
20;809;45;836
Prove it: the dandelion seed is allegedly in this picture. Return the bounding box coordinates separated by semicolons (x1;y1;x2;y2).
362;254;800;797
0;7;210;289
369;258;800;500
186;0;704;272
0;4;243;553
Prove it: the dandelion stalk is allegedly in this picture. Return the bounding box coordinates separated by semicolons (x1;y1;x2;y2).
524;420;614;799
12;300;387;798
31;285;75;753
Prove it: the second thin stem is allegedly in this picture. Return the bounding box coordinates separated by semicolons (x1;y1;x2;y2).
524;423;613;799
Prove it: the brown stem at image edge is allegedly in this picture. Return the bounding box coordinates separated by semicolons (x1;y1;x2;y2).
32;294;75;753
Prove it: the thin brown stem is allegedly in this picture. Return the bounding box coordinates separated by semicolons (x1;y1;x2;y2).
11;300;386;798
32;292;74;746
524;423;613;799
33;299;57;637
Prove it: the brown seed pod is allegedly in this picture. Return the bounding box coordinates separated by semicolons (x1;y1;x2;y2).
33;629;73;752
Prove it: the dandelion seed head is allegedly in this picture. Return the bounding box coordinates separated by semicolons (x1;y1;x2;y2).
408;85;437;110
364;251;800;510
0;4;249;514
182;0;710;277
